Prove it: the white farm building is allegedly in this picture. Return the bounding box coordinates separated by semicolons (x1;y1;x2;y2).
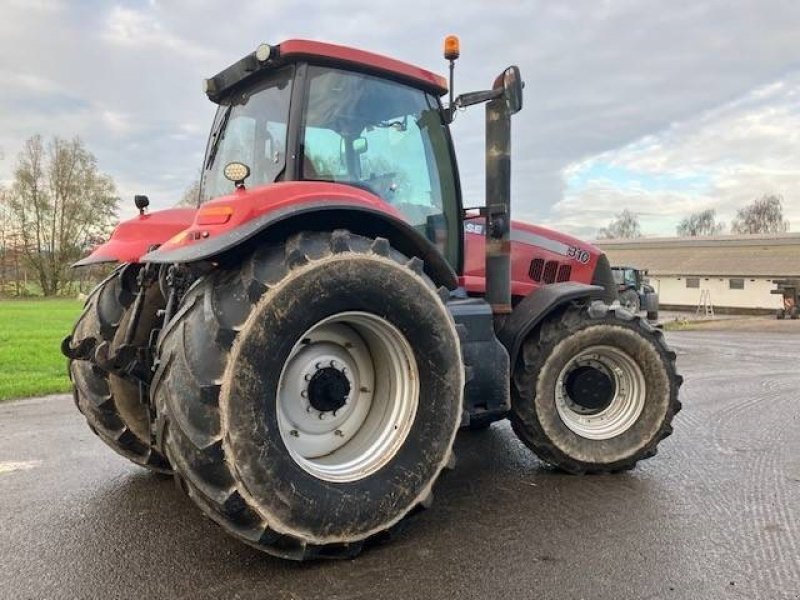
596;233;800;313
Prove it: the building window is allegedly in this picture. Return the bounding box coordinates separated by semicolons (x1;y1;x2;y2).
729;278;745;290
686;278;700;289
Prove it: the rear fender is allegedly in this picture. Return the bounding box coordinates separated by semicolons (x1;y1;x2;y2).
143;186;458;289
142;181;458;289
497;282;604;367
73;208;197;267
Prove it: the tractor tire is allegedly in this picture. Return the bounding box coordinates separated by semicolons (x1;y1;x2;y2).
152;231;463;560
510;301;682;474
68;267;171;473
467;414;496;431
619;289;641;313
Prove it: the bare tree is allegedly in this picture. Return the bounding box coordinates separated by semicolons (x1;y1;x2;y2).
7;135;118;295
730;194;790;234
0;185;8;293
177;177;201;206
676;208;725;236
597;209;642;239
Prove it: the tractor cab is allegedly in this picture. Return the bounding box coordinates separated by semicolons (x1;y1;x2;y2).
200;43;462;268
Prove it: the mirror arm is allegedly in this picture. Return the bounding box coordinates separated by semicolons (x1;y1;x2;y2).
456;88;503;109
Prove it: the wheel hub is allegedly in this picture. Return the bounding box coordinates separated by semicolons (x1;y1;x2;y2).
555;346;646;440
277;312;419;483
564;365;615;414
307;366;351;414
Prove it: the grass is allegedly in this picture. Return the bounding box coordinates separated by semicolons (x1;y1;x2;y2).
0;298;82;401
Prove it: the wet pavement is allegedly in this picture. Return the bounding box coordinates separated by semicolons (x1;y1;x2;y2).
2;329;799;599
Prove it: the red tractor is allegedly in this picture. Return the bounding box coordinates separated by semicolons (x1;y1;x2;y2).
63;38;681;560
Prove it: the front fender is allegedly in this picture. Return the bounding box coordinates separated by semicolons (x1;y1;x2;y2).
73;208;197;267
497;282;604;367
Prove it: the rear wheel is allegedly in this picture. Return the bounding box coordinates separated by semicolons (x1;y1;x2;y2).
511;302;682;474
67;267;170;472
153;231;463;559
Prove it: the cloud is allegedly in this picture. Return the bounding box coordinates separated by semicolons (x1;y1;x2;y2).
554;72;800;236
102;5;215;60
0;0;798;231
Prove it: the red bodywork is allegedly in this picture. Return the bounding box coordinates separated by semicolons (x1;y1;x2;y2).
79;182;601;299
279;39;448;96
461;217;599;299
75;208;196;266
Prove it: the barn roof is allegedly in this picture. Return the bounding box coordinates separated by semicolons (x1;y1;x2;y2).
595;233;800;277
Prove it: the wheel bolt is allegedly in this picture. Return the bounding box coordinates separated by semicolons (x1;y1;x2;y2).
334;430;344;437
290;430;299;437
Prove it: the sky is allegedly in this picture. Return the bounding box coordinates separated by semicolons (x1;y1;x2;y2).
0;0;798;238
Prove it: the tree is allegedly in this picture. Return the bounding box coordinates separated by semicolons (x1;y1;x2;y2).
7;135;118;295
597;209;642;239
676;208;725;236
730;194;790;234
177;177;201;206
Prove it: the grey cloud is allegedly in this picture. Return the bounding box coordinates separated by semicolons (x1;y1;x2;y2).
0;0;797;229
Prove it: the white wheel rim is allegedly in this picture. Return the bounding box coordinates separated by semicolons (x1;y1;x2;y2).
555;345;646;440
277;311;419;483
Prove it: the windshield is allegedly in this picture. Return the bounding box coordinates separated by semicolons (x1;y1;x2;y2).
300;66;460;266
200;66;293;203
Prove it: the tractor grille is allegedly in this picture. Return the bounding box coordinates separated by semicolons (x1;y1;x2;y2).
529;258;572;284
529;258;544;281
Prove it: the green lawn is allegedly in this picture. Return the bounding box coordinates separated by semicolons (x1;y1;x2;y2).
0;298;83;401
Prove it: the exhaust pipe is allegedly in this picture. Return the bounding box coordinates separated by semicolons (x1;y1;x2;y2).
484;67;523;317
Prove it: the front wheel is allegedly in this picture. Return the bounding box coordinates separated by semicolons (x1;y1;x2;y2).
153;231;463;559
511;302;682;474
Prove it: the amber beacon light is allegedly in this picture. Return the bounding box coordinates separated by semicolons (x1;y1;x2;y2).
444;35;460;60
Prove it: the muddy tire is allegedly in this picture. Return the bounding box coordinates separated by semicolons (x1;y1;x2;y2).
152;231;463;560
511;302;682;474
68;267;170;472
467;414;495;431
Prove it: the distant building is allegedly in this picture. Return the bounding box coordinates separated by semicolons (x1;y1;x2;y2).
596;233;800;313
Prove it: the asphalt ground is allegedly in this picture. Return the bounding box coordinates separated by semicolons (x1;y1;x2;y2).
2;326;800;599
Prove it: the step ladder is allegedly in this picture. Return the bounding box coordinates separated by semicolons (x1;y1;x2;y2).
696;289;715;318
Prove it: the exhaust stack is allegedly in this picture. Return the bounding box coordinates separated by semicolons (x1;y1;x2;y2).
484;67;523;316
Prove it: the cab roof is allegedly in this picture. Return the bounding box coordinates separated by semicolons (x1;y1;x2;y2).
204;39;448;103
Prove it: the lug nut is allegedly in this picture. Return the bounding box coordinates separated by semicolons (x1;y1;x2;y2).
334;430;344;437
289;430;299;437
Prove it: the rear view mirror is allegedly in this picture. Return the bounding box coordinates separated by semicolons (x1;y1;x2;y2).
498;65;523;115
